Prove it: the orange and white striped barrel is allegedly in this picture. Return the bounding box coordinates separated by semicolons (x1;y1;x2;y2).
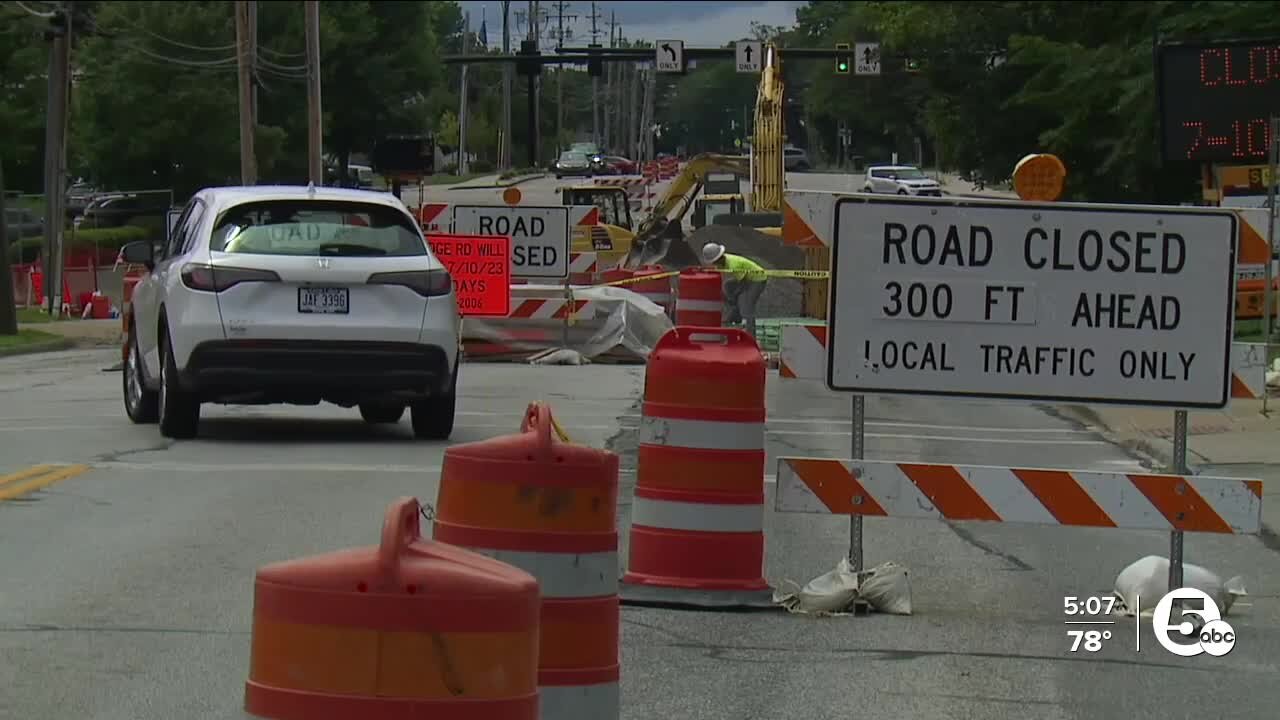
676;268;723;326
433;402;621;720
620;327;773;608
631;265;673;313
568;252;599;285
245;497;541;719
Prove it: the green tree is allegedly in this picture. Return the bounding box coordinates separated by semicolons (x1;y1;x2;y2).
0;4;57;191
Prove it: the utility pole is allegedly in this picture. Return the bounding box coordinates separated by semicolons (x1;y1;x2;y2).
551;1;574;154
304;0;323;184
530;1;541;166
43;2;71;316
603;11;616;150
459;11;470;174
588;1;601;145
629;61;641;159
0;159;15;336
248;0;258;128
500;0;511;169
235;1;256;185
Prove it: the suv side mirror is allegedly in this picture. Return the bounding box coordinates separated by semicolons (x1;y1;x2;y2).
120;240;154;270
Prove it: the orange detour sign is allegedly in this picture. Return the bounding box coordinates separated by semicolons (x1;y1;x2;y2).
621;327;773;608
426;234;511;316
433;402;621;720
1012;153;1067;201
244;496;541;720
675;269;723;327
503;186;523;205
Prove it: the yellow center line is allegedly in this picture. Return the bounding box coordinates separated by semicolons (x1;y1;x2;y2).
0;464;92;503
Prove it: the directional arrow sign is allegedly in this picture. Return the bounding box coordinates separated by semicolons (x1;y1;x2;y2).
855;42;881;75
656;39;683;73
736;40;762;73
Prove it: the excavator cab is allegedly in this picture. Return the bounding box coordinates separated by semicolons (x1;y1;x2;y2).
692;194;746;229
561;185;635;267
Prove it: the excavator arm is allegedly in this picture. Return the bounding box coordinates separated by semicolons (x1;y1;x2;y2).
622;153;752;267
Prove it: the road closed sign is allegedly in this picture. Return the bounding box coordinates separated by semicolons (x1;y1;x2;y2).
827;196;1238;408
425;234;510;316
451;205;570;279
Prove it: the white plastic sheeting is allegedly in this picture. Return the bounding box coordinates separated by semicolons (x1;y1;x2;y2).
773;558;913;616
1112;555;1246;617
463;284;675;362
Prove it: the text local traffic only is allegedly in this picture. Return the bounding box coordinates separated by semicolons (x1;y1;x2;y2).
828;199;1237;406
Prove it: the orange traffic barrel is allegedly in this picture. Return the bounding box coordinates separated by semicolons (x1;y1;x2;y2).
244;497;541;720
433;402;621;720
632;265;673;314
598;268;635;288
621;327;773;608
676;268;723;326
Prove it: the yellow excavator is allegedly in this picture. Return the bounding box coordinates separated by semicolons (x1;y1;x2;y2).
561;42;788;270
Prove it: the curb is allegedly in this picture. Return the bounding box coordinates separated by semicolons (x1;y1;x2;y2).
448;173;547;191
0;336;77;358
1057;404;1201;472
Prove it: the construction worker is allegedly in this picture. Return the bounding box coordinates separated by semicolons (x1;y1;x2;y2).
701;242;767;336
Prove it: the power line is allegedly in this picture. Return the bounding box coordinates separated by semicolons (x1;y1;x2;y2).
9;1;56;19
99;11;237;52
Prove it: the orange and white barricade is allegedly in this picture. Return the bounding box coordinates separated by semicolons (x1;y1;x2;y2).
779;324;1269;401
244;497;541;719
433;402;621;720
776;459;1263;534
621;327;773;608
675;269;722;327
568;252;599;285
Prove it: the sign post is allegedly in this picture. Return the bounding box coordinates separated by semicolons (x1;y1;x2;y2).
825;196;1239;585
1265;116;1278;416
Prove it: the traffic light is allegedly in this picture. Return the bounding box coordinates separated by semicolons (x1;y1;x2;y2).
835;42;850;74
905;57;921;74
516;39;541;77
587;43;603;78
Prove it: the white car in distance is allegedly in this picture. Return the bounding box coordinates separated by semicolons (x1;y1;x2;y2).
863;165;943;196
119;185;460;440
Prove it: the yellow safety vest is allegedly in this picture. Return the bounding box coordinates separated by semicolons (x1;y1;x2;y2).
724;253;767;282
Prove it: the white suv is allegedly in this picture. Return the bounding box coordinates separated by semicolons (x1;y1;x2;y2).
863;165;942;196
119;185;460;440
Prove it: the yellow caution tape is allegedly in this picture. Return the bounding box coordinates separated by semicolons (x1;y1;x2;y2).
550;414;573;443
587;268;829;289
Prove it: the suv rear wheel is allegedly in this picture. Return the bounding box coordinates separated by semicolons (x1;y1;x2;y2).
158;330;200;439
410;365;457;440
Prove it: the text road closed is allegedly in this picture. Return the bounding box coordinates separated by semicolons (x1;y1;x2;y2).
451;205;570;279
826;197;1237;408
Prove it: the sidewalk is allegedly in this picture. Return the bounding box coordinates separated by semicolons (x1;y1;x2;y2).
1059;399;1280;535
447;172;546;190
18;318;122;347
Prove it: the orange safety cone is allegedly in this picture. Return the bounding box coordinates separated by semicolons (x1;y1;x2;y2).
620;327;774;609
675;268;723;327
244;497;541;720
433;402;621;720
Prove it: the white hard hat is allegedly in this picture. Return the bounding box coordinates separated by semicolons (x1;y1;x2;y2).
701;242;726;265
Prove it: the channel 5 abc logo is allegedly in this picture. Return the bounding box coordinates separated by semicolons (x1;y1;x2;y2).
1151;588;1236;657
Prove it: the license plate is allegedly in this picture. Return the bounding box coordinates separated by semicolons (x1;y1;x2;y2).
298;287;349;314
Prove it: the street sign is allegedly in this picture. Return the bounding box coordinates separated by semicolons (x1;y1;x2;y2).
855;42;880;75
655;39;683;73
425;234;511;317
826;196;1238;408
735;40;762;73
451;205;570;279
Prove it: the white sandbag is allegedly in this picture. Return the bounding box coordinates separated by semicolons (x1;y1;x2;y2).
1113;555;1246;617
528;348;590;365
857;562;913;615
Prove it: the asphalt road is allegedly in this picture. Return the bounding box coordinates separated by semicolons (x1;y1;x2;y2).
2;346;1278;720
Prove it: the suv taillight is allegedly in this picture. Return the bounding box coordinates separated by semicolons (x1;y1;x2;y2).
367;269;452;297
181;263;281;292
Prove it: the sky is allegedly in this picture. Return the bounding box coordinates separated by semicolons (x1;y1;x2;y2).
457;1;806;49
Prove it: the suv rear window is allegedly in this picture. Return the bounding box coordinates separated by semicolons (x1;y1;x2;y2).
210;200;426;257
